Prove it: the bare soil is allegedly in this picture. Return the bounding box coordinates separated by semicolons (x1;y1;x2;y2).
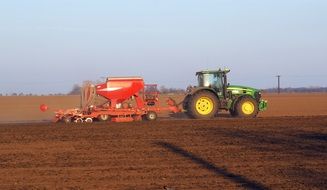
0;93;326;189
0;116;326;189
1;93;327;123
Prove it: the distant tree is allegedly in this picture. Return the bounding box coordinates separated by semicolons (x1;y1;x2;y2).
68;84;81;95
159;86;168;94
159;85;185;94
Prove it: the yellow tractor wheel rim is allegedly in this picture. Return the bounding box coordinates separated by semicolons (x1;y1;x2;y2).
242;101;255;115
196;97;214;115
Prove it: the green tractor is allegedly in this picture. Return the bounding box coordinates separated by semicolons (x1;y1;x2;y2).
183;69;267;118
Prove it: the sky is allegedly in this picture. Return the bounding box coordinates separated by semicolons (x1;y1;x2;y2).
0;0;326;94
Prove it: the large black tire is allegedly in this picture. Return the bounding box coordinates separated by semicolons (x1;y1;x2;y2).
229;109;237;117
183;94;192;118
187;91;219;119
235;97;259;118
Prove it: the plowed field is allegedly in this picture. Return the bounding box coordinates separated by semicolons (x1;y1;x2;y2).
0;116;326;189
0;93;326;189
1;93;327;123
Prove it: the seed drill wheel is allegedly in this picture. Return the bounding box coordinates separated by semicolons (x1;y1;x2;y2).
235;97;259;118
98;114;110;122
63;116;72;123
74;118;83;123
145;111;157;121
85;118;93;123
187;91;218;119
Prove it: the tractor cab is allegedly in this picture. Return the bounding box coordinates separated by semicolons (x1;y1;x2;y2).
196;69;230;96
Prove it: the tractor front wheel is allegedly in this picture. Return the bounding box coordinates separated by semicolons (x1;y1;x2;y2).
235;97;259;118
187;91;218;119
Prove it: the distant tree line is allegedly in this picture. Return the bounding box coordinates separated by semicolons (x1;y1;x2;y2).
0;93;65;96
159;86;185;94
68;84;186;95
2;86;327;97
264;87;327;93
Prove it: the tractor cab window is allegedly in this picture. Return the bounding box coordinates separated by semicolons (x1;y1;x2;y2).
198;73;223;90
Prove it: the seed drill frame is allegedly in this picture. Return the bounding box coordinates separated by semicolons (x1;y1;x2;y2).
54;77;180;123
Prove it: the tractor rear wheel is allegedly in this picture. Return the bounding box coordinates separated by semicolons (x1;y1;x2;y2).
187;91;218;119
183;94;192;117
229;109;237;117
235;97;259;118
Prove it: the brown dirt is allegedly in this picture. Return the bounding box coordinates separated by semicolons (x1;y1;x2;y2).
1;93;327;123
0;96;79;123
0;116;326;189
260;93;327;117
0;93;326;189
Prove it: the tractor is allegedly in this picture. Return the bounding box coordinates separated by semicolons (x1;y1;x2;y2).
183;69;267;118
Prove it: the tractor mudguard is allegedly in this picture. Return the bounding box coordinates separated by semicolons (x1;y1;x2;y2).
184;87;218;111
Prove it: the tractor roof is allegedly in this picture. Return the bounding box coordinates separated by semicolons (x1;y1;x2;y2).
196;68;230;75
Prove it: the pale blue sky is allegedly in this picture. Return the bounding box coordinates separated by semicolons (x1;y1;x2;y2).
0;0;326;94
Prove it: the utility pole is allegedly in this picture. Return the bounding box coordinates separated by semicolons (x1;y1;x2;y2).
276;75;281;94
